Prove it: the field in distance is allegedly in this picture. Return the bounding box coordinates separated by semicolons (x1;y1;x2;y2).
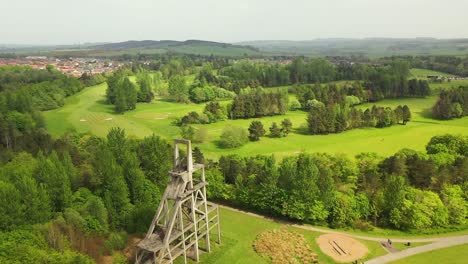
44;71;468;160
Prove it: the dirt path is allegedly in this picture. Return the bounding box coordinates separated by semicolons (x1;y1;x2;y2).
218;205;468;263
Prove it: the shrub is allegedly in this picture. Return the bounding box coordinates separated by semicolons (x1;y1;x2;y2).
180;125;195;141
103;232;128;255
253;229;318;264
194;127;208;143
269;122;283;138
179;111;210;126
112;252;128;264
219;126;249;148
289;99;301;111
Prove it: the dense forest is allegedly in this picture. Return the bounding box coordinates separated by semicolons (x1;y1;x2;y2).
0;128;172;263
307;104;411;134
0;65;84;110
0;66;98;155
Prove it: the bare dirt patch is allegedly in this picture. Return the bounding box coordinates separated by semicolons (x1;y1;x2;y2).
316;234;368;263
123;236;142;260
253;229;318;264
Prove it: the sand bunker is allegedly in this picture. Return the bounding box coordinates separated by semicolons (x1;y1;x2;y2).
254;229;318;264
316;234;368;263
79;118;87;122
105;117;113;121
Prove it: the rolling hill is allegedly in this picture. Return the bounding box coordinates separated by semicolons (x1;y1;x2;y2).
237;38;468;57
73;39;261;57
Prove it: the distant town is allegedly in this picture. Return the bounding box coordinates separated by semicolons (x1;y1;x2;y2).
0;56;122;77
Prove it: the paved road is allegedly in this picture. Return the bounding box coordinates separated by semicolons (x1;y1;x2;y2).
219;205;468;263
365;235;468;264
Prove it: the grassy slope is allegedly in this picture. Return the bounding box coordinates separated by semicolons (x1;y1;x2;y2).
168;45;261;57
44;80;468;160
52;45;260;57
179;208;383;264
388;243;468;264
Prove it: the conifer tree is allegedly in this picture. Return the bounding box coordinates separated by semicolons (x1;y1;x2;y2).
248;121;265;141
35;151;72;212
281;119;293;136
269;122;283;138
402;105;411;125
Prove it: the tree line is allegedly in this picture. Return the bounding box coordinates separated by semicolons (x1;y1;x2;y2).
432;86;468;120
176;88;289;127
307;104;411;134
228;88;289;119
200;58;430;102
399;55;468;77
207;134;467;230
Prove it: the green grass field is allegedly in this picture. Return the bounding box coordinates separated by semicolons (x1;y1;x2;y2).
409;68;456;78
391;242;429;251
44;80;468;160
388;243;468;264
179;208;384;264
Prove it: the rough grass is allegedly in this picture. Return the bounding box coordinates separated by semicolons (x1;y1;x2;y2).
44;80;468;160
387;243;468;264
253;229;318;264
173;208;383;264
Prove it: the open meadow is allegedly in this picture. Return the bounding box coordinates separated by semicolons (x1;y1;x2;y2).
44;76;468;160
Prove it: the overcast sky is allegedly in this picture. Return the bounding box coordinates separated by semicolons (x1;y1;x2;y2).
1;0;468;45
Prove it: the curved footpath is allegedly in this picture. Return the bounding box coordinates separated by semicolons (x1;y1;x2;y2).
218;205;468;263
365;235;468;264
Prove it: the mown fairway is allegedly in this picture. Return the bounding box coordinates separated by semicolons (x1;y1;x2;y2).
388;243;468;264
44;78;468;160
